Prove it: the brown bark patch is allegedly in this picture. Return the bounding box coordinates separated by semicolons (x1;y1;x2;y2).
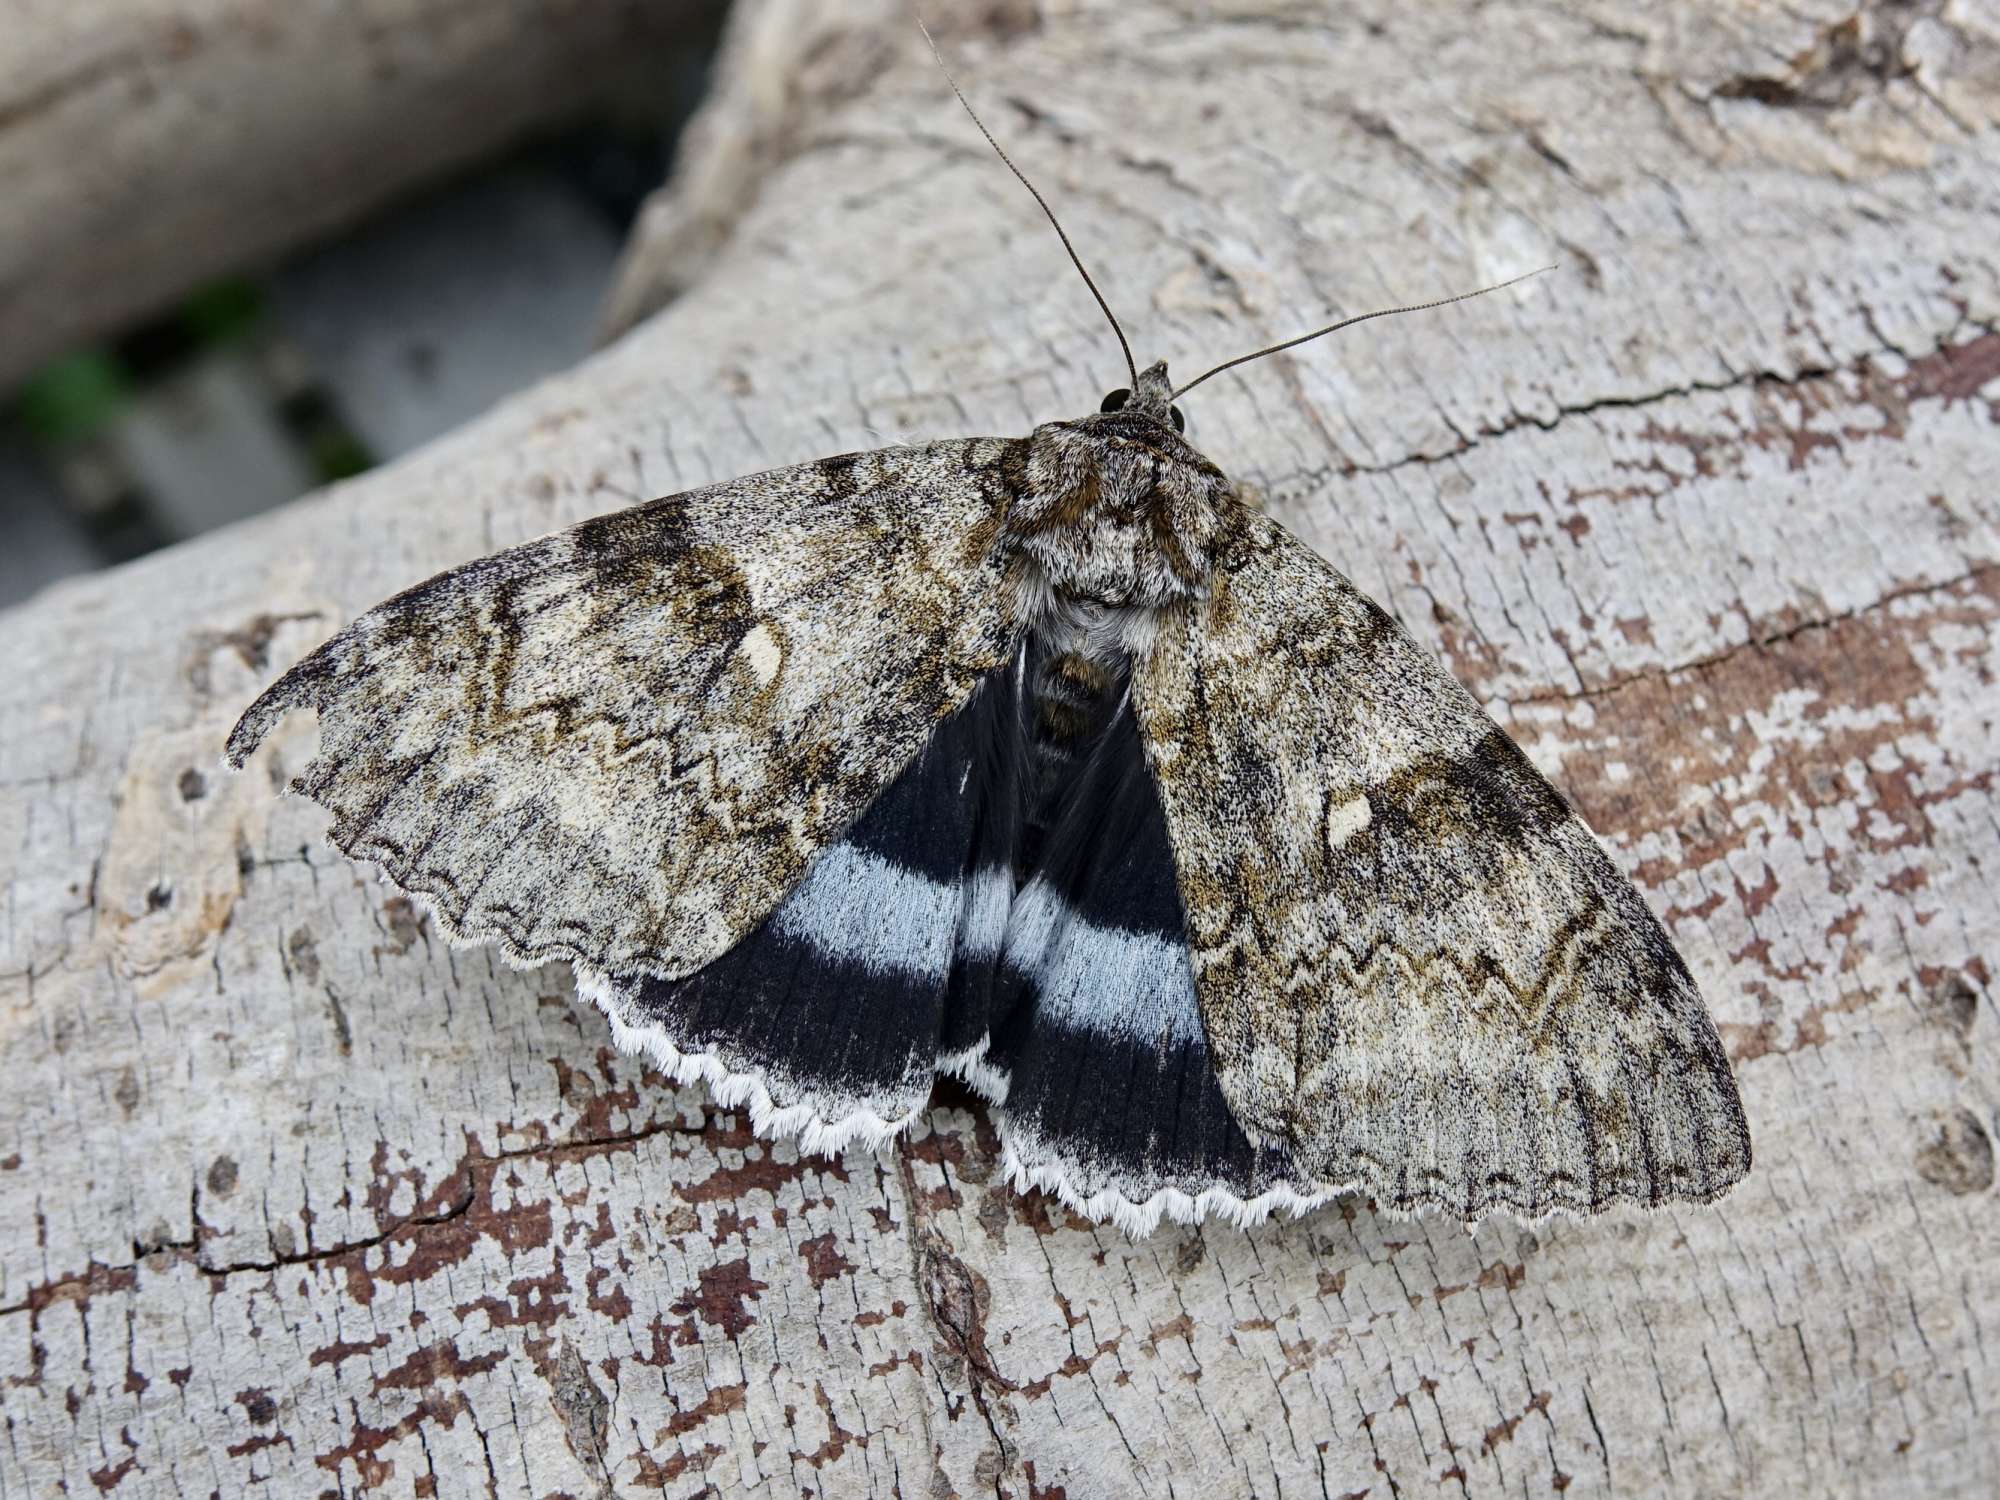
672;1256;770;1340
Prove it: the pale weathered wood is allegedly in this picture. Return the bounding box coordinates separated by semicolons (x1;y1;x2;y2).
597;0;1041;342
4;1;1998;1494
0;0;723;392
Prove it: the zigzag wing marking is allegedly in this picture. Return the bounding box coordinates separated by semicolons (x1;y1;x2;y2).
1132;510;1751;1220
227;439;1027;984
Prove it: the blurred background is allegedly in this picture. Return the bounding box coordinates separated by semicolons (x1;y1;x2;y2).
0;1;732;612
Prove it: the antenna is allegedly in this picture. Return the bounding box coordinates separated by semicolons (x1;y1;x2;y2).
1170;265;1557;401
917;18;1139;389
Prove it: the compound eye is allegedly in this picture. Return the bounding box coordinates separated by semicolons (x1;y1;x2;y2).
1099;388;1131;413
1169;404;1186;433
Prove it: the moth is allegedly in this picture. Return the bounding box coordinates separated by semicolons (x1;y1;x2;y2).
227;49;1750;1236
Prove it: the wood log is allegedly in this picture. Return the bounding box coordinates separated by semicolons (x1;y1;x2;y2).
0;0;723;392
598;0;1040;340
3;1;1996;1493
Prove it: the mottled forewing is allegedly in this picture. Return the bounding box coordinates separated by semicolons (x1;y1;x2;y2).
1132;512;1750;1218
227;439;1024;979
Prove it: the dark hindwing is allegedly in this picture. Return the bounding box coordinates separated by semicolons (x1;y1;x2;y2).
987;647;1327;1232
579;659;1031;1148
1132;511;1752;1220
226;440;1026;984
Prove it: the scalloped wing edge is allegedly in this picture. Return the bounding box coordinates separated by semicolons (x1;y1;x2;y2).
224;742;691;984
232;774;1729;1235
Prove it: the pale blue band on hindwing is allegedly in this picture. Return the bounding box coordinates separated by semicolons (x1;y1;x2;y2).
770;845;1012;975
999;878;1203;1048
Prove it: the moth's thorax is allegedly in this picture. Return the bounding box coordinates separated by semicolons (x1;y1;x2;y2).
1003;389;1240;662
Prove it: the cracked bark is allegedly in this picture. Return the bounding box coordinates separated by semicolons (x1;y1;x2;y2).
3;1;1998;1495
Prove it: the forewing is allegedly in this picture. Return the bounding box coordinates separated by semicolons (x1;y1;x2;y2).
1132;511;1751;1219
227;439;1025;980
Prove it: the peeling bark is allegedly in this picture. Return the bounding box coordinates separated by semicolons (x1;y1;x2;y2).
4;1;1998;1494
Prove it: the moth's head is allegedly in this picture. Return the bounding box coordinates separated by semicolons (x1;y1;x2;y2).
1051;356;1213;483
1092;358;1187;436
1010;361;1235;610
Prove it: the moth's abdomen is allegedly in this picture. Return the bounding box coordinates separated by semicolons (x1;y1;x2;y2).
1021;647;1121;874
